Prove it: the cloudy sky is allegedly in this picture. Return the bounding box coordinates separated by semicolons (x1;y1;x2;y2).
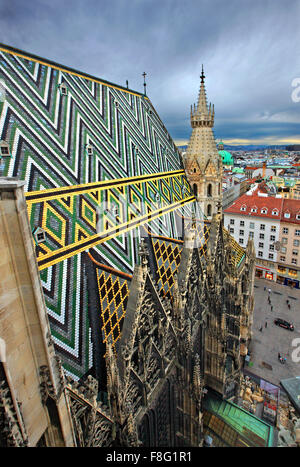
1;0;300;146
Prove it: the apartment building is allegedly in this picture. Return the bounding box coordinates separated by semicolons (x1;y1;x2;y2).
277;199;300;288
224;185;283;282
224;185;300;288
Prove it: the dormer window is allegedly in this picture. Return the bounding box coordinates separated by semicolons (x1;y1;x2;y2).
85;144;94;156
32;226;46;245
272;209;279;216
261;207;268;214
115;101;119;108
296;213;300;220
58;83;68;96
240;204;247;211
0;140;11;158
251;207;257;213
284;211;290;219
193;168;196;173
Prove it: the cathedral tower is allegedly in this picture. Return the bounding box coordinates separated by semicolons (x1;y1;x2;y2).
184;67;223;218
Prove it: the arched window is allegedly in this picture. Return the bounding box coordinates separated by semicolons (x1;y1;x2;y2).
207;204;212;217
193;184;198;196
207;183;212;197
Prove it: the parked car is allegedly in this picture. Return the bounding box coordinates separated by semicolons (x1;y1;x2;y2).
274;318;294;331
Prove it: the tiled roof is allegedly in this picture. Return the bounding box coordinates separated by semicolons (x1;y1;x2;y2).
224;187;283;219
280;198;300;224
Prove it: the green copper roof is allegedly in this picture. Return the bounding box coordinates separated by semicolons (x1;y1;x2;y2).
203;391;274;447
218;149;234;165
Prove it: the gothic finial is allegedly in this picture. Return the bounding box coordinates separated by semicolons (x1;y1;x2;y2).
200;65;205;84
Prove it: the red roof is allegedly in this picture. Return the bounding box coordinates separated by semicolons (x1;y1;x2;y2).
224;186;284;219
280;198;300;224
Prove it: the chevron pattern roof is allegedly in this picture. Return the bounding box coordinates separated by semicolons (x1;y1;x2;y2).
0;44;198;379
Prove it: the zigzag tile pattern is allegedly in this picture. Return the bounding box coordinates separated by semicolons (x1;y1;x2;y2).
0;45;197;379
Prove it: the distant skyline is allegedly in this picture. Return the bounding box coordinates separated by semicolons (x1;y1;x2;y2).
1;0;300;146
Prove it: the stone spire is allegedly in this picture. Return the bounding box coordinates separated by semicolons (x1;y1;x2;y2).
184;67;223;219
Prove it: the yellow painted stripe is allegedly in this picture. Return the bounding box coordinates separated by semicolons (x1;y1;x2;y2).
37;195;195;270
25;170;186;204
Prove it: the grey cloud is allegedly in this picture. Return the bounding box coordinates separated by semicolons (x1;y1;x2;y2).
1;0;300;143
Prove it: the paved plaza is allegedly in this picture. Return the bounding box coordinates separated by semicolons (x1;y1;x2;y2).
248;278;300;387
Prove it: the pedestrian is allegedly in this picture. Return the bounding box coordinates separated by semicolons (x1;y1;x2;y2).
271;305;273;312
278;352;281;360
288;303;291;310
264;286;266;291
268;288;271;295
265;322;267;328
259;326;263;332
286;299;289;305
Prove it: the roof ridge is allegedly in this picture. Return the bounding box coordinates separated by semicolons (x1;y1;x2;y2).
0;42;147;99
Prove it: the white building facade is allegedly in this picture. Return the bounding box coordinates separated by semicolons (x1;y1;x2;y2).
224;187;283;282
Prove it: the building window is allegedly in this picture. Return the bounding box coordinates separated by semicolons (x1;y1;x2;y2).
260;224;265;230
259;242;264;248
258;251;263;257
269;245;274;251
193;184;198;197
85;144;94;156
282;237;288;244
230;219;235;225
280;256;286;262
291;258;298;265
0;141;11;157
284;212;290;218
239;238;244;244
295;229;300;236
294;240;300;247
271;225;276;232
259;233;265;239
207;184;212;197
239;230;244;235
281;247;287;253
289;268;297;276
249;232;254;239
292;250;298;256
240;220;245;226
207;204;212;217
283;227;289;234
230;228;234;234
250;222;255;229
58;83;68;95
270;235;275;242
269;253;274;259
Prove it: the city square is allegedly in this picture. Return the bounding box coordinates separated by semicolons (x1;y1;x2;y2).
249;277;300;387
